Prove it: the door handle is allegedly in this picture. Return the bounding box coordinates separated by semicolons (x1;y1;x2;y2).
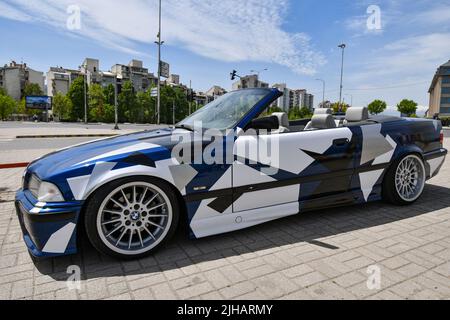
333;138;349;147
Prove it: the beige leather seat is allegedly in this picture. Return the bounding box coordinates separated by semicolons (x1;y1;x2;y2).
305;108;334;130
305;114;337;131
344;107;369;125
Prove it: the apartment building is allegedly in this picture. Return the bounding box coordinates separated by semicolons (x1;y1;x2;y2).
205;86;227;99
0;61;45;100
232;74;269;90
192;86;227;106
429;60;450;116
47;58;158;97
272;83;291;112
271;85;314;112
111;59;157;93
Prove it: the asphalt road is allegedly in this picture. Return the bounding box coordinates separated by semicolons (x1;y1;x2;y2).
0;137;98;151
0;121;156;131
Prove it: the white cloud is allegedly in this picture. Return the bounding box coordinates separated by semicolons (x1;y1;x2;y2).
0;1;31;22
365;33;450;77
1;0;325;75
412;4;450;25
343;32;450;107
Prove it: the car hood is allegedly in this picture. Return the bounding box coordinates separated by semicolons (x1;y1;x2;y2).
28;127;189;179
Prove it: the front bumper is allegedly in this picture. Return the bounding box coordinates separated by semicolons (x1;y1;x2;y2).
15;189;83;258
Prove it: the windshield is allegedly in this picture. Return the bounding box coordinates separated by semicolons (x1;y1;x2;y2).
178;89;270;130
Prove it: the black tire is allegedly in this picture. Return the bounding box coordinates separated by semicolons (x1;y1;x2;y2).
382;154;426;206
84;176;180;260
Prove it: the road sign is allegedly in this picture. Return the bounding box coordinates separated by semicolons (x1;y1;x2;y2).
160;61;170;78
150;88;158;97
26;96;52;110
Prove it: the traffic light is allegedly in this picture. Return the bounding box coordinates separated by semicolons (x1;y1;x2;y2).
230;70;238;81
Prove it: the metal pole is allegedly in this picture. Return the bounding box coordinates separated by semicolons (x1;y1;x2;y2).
84;71;87;124
189;80;192;115
173;99;175;125
338;44;346;106
156;0;162;125
114;76;119;130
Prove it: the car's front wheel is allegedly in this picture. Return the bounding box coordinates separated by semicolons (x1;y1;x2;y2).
84;177;179;260
383;154;426;205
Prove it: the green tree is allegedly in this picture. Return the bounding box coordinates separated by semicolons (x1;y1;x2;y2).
331;102;349;114
68;76;87;121
102;104;116;123
289;107;313;120
0;94;16;120
160;85;189;124
300;107;313;119
368;99;387;115
118;81;136;122
288;107;301;120
103;84;115;106
136;90;155;123
52;93;72;121
397;99;418;117
262;106;283;117
0;87;7;96
22;83;43;98
88;84;105;122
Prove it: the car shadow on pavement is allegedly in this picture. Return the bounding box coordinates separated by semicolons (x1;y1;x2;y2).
33;183;450;281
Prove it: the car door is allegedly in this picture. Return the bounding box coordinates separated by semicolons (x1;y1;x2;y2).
232;126;357;213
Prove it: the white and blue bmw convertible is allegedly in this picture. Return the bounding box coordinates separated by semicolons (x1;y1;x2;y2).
16;88;447;259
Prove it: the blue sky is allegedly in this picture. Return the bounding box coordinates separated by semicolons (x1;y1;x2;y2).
1;0;449;112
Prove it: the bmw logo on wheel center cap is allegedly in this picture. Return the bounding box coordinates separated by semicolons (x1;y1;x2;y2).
130;211;141;221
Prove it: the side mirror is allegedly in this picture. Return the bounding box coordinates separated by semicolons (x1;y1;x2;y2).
248;115;279;131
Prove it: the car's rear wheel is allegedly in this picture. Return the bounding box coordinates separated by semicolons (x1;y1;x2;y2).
383;154;426;205
84;177;179;260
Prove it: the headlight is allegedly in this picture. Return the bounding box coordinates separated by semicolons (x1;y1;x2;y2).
28;175;40;197
28;175;65;202
37;182;65;202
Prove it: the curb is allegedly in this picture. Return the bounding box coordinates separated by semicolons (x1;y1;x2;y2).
0;162;29;170
15;134;118;139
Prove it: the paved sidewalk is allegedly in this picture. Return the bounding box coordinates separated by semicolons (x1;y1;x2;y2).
0;145;449;300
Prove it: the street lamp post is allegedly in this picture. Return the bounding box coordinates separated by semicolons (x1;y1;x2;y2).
114;76;119;130
315;79;325;108
189;80;192;115
172;98;175;125
338;43;346;106
80;66;89;124
155;0;163;125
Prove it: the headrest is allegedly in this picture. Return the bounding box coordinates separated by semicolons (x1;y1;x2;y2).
272;112;289;128
314;108;332;115
310;114;337;129
345;107;369;122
